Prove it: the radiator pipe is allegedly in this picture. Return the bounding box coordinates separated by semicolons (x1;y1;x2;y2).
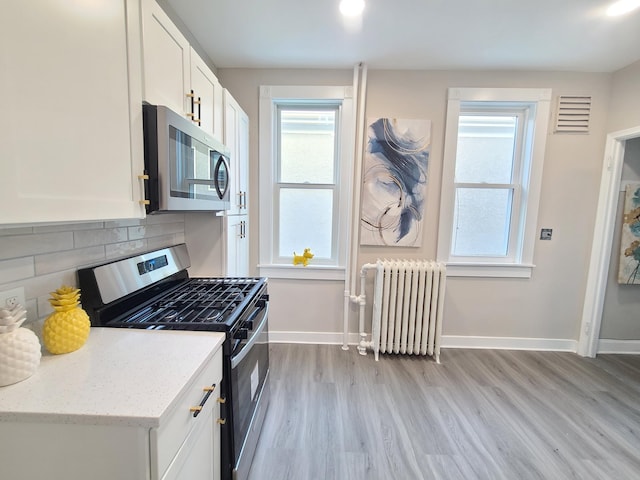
350;263;377;355
343;62;368;350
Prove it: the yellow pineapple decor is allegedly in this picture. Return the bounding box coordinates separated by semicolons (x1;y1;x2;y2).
43;286;90;355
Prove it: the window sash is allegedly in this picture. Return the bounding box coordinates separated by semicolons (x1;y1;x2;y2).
276;103;340;186
450;184;520;261
273;183;339;265
450;108;527;263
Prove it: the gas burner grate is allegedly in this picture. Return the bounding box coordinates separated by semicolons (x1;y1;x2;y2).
110;277;264;330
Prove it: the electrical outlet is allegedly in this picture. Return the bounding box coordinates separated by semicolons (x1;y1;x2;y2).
0;287;26;310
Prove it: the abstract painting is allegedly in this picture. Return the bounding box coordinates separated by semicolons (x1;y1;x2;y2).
360;118;431;246
618;183;640;284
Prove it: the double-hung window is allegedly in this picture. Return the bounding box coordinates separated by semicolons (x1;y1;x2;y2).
437;88;551;277
259;86;354;279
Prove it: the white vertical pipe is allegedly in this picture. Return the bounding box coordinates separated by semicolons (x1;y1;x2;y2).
343;62;368;350
372;261;383;361
342;63;360;350
356;263;377;355
357;269;367;354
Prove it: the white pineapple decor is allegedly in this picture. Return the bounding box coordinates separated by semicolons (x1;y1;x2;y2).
0;304;41;387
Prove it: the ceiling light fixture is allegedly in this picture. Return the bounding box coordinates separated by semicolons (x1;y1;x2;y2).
340;0;365;17
606;0;640;16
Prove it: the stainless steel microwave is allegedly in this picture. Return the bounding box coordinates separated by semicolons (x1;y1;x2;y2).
142;104;231;213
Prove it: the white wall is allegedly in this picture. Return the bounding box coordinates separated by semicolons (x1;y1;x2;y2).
183;213;225;277
219;67;613;347
607;60;640;132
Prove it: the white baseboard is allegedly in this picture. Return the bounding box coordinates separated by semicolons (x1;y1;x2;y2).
441;335;578;352
270;331;360;346
268;331;578;352
597;339;640;354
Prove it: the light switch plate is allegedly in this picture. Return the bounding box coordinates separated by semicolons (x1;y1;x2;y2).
0;287;26;309
540;228;553;240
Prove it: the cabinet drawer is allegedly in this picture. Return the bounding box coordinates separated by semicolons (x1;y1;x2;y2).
151;347;223;479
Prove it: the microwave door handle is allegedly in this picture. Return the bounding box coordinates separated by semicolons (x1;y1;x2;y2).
214;156;229;200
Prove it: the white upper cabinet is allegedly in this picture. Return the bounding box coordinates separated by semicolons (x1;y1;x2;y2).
141;0;223;142
0;0;146;225
224;90;249;216
191;51;224;142
140;0;191;117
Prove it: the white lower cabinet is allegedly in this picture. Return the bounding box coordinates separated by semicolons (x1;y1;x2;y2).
152;347;223;479
161;401;216;480
226;216;249;277
0;348;223;480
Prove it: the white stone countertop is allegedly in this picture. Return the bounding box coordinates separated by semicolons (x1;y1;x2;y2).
0;327;225;428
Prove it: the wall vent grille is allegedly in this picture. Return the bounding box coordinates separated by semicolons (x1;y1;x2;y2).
554;95;591;134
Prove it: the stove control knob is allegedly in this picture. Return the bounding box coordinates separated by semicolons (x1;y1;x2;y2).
235;328;249;340
244;320;254;331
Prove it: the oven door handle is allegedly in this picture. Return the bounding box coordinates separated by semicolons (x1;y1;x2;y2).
231;304;268;369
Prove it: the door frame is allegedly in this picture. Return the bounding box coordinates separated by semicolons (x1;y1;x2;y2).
578;125;640;357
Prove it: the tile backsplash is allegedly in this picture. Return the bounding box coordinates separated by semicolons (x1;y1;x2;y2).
0;214;186;325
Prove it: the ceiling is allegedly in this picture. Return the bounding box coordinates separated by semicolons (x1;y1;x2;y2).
163;0;640;72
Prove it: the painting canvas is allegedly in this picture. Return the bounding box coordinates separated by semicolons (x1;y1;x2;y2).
618;183;640;284
360;118;431;246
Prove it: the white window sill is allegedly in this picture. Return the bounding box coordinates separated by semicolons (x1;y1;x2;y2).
445;262;535;278
258;264;346;280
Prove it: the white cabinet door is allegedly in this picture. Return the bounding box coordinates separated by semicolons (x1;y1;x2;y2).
191;49;224;142
161;402;215;480
238;104;250;213
0;0;145;225
224;91;249;216
140;0;191;117
141;0;223;141
226;216;249;277
224;90;250;276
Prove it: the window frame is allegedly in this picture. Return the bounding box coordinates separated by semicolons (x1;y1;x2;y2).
437;88;552;278
258;85;355;280
273;103;340;266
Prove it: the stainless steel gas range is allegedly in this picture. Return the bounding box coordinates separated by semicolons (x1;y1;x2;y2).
77;244;269;480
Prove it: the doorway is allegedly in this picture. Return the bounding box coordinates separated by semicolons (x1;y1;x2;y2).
578;125;640;357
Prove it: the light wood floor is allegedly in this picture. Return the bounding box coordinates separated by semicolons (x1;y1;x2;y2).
247;345;640;480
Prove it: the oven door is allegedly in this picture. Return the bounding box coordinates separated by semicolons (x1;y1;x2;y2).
228;304;270;480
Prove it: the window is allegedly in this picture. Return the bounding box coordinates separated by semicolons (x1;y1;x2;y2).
437;88;552;277
259;86;355;279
